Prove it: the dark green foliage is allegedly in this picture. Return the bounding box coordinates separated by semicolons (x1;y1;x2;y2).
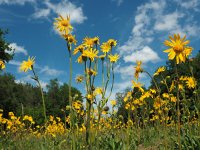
0;28;13;64
0;74;82;124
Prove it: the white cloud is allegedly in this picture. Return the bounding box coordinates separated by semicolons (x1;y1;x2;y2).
32;8;51;19
0;0;35;5
9;43;28;55
39;66;64;76
111;0;123;6
124;46;160;63
43;0;87;24
9;60;21;66
175;0;200;11
154;12;184;31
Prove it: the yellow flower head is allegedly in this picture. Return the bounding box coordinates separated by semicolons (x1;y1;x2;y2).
107;39;117;47
73;45;84;55
20;56;35;72
132;80;144;93
134;60;143;80
108;53;119;63
154;66;166;76
101;42;111;53
83;37;95;47
186;77;197;89
92;37;100;45
54;15;73;35
110;100;117;107
163;34;193;64
0;60;5;70
86;68;97;76
63;34;77;45
94;87;103;95
82;48;98;62
76;75;84;83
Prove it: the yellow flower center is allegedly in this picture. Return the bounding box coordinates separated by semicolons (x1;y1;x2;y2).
173;43;184;53
61;20;69;27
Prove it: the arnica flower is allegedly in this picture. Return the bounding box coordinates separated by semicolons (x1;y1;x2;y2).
132;80;144;93
63;34;77;45
134;60;143;80
101;42;111;53
110;100;117;107
86;68;97;76
94;87;103;95
76;75;84;83
108;53;119;63
163;33;193;64
186;77;197;89
83;37;95;47
54;15;73;35
73;45;84;55
0;60;5;69
20;56;35;72
82;48;98;62
107;39;117;47
154;66;166;76
92;37;100;45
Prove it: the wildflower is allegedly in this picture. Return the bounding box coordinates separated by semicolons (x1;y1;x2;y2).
94;87;103;95
154;66;165;76
110;100;117;107
73;45;84;55
82;48;98;62
92;37;100;45
108;53;119;63
163;33;193;64
101;42;111;53
83;37;95;47
153;96;163;109
107;39;117;47
86;68;97;76
19;56;35;72
134;60;143;80
63;34;77;45
0;60;5;69
170;96;177;103
132;80;144;93
54;15;73;35
170;81;175;92
76;75;84;83
186;77;196;89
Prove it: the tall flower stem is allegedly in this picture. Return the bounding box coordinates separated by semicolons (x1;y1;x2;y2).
175;63;181;150
67;42;76;150
31;66;47;123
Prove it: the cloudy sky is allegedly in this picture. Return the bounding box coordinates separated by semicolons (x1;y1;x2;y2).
1;0;200;101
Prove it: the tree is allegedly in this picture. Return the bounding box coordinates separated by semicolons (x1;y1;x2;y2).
0;29;13;64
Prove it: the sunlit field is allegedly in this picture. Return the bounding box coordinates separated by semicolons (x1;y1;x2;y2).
1;1;200;150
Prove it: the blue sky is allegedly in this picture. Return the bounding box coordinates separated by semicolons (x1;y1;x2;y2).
1;0;200;101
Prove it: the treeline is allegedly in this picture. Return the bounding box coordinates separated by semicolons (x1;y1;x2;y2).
117;51;200;122
0;74;82;124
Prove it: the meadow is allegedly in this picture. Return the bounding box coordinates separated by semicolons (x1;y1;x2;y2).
0;15;200;150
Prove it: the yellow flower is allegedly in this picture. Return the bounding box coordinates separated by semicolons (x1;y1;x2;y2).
94;87;103;95
76;75;84;83
170;96;177;103
108;53;119;63
0;60;5;69
170;81;175;92
83;37;95;47
154;66;165;76
82;48;98;62
73;45;84;55
86;68;97;76
163;34;193;64
73;101;82;113
63;34;77;45
132;80;144;93
134;60;143;80
54;15;73;35
110;100;117;107
20;56;35;72
92;37;100;45
107;39;117;47
101;42;111;53
186;77;196;89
